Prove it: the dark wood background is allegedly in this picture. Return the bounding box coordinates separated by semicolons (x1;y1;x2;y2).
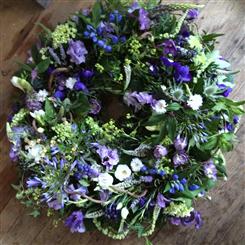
0;1;244;244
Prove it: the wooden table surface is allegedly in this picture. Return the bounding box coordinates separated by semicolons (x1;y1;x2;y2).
0;1;244;244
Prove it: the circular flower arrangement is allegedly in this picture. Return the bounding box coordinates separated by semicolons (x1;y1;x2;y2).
7;0;244;241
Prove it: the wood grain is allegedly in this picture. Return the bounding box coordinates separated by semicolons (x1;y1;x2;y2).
0;1;244;244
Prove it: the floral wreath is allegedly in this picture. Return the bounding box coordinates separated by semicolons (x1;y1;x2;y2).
7;0;244;242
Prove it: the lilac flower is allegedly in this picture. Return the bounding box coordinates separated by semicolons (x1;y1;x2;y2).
162;39;177;56
170;210;202;229
93;144;119;170
99;190;110;202
26;176;45;188
67;40;88;65
138;8;151;31
174;63;192;82
66;184;87;201
123;92;153;111
47;198;63;210
203;160;217;180
9;145;19;162
77;163;99;178
65;211;85;233
187;9;199;21
140;176;153;183
26;98;42;111
174;135;188;151
128;1;140;13
31;69;38;81
89;99;101;115
153;145;168;159
173;152;189;166
156;193;170;208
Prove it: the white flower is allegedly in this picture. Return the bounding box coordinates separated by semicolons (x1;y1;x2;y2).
36;89;49;102
37;127;45;133
114;164;132;181
153;100;167;114
98;173;113;189
187;94;203;110
121;207;129;219
116;202;123;210
65;77;77;89
30;109;45;119
27;144;43;162
130;158;143;172
161;85;167;91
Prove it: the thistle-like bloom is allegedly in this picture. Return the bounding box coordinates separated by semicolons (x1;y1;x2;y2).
65;211;86;233
67;40;88;65
153;145;168;159
138;8;151;31
203;160;217;180
174;135;188;151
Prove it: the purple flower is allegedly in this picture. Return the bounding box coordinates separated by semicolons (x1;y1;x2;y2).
189;184;200;191
156;193;170;208
154;145;168;159
123;92;153;111
31;69;38;81
80;69;94;80
74;81;88;92
26;98;42;111
67;40;88;65
187;9;199;20
47;198;63;210
138;8;151;30
26;177;45;188
233;115;239;124
161;57;175;67
89;99;101;115
162;39;177;56
170;210;202;229
65;211;85;233
203;160;217;180
54;90;66;100
105;204;120;220
174;63;192;82
99;190;110;202
128;1;140;13
140;176;153;183
93;144;119;170
149;64;159;76
226;122;234;132
217;84;232;97
109;10;122;23
173;152;189;166
174;135;188;151
66;184;87;201
9;145;19;162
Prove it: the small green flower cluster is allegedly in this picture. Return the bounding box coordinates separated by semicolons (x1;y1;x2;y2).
85;117;103;136
52;22;77;49
129;38;142;56
52;121;74;142
164;202;194;217
102;120;124;142
10;108;28;127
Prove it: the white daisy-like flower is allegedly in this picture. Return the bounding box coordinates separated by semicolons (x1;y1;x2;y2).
36;89;49;102
130;158;143;172
65;77;77;89
187;94;203;110
153;99;167;114
30;109;45;119
27;144;43;162
114;164;132;181
98;173;113;189
121;207;129;219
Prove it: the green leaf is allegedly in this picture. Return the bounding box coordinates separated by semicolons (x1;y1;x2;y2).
167;102;181;111
92;1;102;26
16;61;33;72
36;58;50;73
145;114;165;126
44;99;56;122
166;117;177;140
29;209;40;218
202;137;218;150
79;179;90;187
145;238;153;245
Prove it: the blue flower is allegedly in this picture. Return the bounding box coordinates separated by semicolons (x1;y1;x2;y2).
174;62;192;82
67;40;88;65
26;176;45;188
162;39;177;56
217;84;232;97
189;184;200;191
54;90;65;100
65;211;86;233
187;9;199;21
109;10;122;23
74;81;88;92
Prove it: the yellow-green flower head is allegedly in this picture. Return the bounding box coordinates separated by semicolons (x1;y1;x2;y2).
164;202;194;217
188;35;203;51
52;23;77;49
